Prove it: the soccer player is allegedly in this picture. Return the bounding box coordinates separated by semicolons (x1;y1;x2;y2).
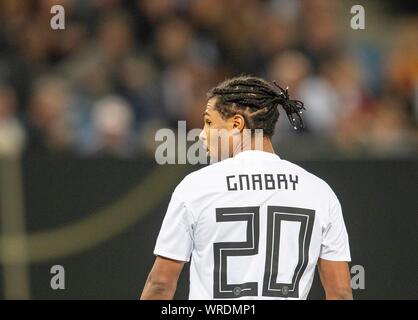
141;76;352;300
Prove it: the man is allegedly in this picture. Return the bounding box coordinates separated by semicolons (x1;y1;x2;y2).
141;76;352;300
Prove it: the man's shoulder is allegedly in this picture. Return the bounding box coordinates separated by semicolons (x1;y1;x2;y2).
281;159;334;194
174;159;234;192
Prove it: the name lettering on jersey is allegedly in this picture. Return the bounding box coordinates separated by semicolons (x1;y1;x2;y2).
226;174;299;191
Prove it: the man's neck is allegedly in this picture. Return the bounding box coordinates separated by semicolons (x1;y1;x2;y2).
232;136;275;157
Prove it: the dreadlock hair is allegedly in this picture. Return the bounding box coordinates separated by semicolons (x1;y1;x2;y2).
207;75;305;137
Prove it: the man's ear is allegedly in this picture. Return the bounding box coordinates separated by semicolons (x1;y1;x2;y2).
231;114;246;132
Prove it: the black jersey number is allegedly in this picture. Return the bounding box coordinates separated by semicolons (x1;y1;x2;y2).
213;206;315;299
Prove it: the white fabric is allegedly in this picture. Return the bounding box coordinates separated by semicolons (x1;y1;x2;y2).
154;150;351;300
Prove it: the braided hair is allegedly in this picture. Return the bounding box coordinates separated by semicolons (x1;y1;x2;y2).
207;76;305;136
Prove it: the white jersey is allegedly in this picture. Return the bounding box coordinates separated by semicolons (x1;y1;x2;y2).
154;150;351;300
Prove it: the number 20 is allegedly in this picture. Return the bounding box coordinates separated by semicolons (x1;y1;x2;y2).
213;206;315;299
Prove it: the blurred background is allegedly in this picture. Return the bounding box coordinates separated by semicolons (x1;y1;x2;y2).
0;0;417;158
0;0;417;300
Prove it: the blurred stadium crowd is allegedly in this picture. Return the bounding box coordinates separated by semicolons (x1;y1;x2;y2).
0;0;417;159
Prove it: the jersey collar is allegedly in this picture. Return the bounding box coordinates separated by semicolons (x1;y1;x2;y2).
234;150;281;160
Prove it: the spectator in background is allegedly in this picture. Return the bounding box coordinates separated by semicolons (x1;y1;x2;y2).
383;18;418;125
0;84;26;156
86;96;135;158
25;76;74;155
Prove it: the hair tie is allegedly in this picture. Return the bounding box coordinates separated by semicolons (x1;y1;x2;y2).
273;81;306;130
